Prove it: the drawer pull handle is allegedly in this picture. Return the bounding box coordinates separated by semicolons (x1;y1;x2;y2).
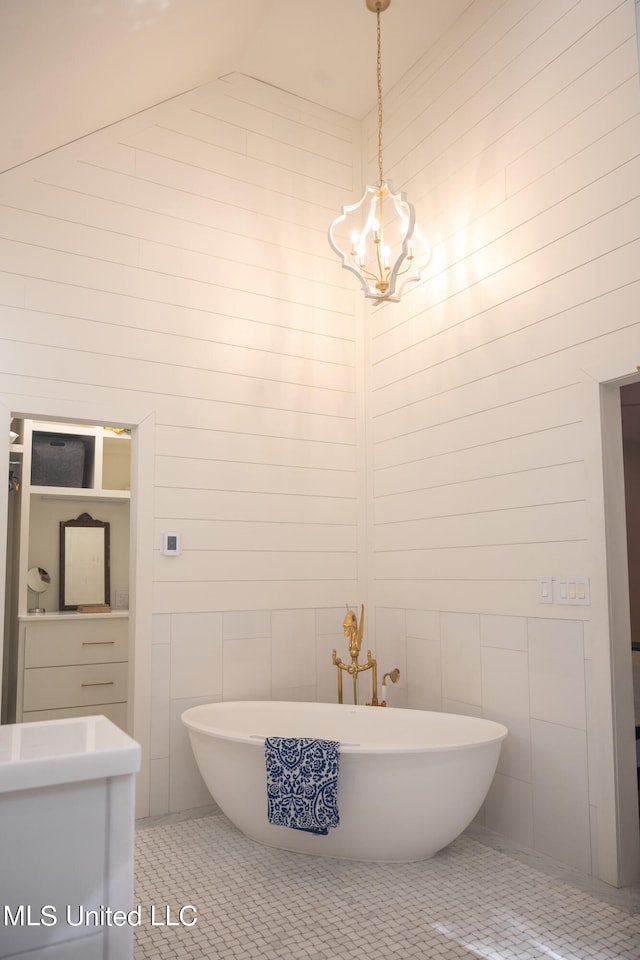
82;640;116;645
81;681;115;687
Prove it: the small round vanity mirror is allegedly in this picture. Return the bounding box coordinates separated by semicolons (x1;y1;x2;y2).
27;566;50;614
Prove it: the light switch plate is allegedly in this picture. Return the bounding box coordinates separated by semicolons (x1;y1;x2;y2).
537;577;553;604
557;577;590;605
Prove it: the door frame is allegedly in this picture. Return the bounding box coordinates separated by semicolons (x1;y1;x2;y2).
0;394;154;819
583;368;640;885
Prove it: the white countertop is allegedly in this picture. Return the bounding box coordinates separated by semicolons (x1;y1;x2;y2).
18;610;129;621
0;715;140;793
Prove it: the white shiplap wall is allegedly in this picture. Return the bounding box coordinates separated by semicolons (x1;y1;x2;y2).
0;73;363;814
1;0;639;881
367;0;640;880
370;0;640;616
0;73;362;611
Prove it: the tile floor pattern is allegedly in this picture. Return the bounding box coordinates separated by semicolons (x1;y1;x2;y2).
134;810;640;960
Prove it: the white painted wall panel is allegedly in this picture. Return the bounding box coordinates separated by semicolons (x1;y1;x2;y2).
374;462;585;525
152;397;355;446
381;18;638;264
129;147;339;237
366;0;640;880
153;581;358;616
379;0;580;162
0;205;140;265
23;280;354;367
0;236;178;303
22;274;353;353
160;95;354;165
29;161;333;258
421;92;640;271
0;272;24;307
154;550;356;584
386;0;630;188
371;237;640;370
371;257;640;396
373;423;583;498
214;73;357;136
137;238;347;311
374;501;586;552
153;520;357;554
373;582;550;619
0;75;361;685
246;131;352;189
374;540;588;583
122;125;351;207
155;456;356;499
170;273;352;341
369;0;640;597
1;305;354;395
155;425;356;471
153;488;355;526
2;339;354;418
373;383;583;466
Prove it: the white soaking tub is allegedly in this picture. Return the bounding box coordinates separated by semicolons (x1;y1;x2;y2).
182;700;507;862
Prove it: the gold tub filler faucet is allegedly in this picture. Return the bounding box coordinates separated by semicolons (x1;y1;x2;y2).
332;604;400;706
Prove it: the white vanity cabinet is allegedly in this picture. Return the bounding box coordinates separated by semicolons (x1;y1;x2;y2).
0;715;140;960
8;419;131;730
16;614;129;728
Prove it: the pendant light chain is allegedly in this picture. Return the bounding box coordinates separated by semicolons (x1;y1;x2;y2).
376;3;384;188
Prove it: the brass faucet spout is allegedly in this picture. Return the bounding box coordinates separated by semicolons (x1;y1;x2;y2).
333;605;398;706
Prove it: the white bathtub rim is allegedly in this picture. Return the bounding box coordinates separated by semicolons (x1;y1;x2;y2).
181;701;507;754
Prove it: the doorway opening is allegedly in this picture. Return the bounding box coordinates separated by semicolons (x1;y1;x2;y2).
3;415;131;730
1;400;154;818
619;383;640;828
594;374;640;886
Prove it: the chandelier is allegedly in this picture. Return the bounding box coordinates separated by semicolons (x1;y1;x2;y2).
328;0;429;304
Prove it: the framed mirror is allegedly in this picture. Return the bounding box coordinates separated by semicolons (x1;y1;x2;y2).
60;512;110;610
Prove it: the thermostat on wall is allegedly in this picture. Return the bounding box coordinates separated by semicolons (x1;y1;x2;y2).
161;531;181;556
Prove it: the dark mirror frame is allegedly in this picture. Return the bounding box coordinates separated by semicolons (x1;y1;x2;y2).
59;512;110;610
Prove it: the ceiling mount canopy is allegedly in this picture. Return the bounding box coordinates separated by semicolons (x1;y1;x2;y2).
328;0;429;304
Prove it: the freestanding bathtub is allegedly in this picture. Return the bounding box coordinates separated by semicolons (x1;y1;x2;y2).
182;700;507;862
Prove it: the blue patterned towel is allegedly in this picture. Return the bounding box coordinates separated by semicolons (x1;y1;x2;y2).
264;737;340;835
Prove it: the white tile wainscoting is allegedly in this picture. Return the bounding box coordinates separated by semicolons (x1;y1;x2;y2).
149;607;357;819
374;608;595;877
149;605;599;880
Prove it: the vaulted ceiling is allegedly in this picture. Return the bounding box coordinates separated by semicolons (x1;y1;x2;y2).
0;0;474;174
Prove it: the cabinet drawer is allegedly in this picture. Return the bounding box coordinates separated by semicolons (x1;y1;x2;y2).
23;662;128;711
22;701;128;731
24;618;128;667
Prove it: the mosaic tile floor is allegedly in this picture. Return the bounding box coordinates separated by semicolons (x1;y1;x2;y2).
134;809;640;960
